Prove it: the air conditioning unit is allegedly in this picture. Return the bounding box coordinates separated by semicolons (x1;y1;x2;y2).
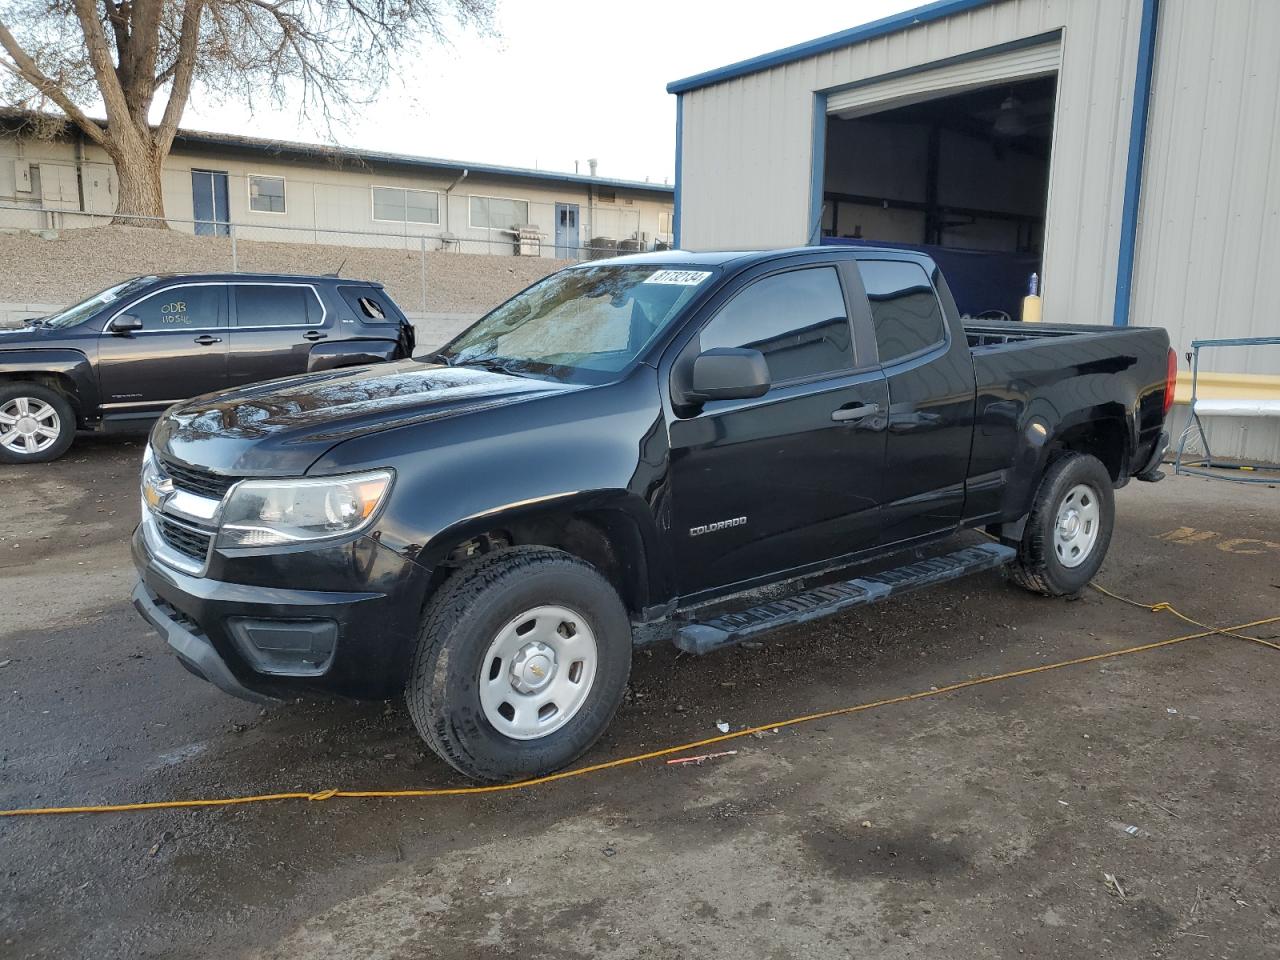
514;225;541;256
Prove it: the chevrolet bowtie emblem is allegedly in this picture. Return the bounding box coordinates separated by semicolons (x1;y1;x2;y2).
143;475;174;511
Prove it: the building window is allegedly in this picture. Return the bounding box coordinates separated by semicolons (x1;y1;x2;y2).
372;186;440;224
248;175;286;214
658;210;674;239
597;189;616;203
469;195;530;229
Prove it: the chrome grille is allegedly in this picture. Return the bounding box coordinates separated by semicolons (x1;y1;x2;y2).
160;459;237;500
156;514;214;564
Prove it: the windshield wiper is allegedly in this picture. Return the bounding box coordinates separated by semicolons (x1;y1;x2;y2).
452;355;527;376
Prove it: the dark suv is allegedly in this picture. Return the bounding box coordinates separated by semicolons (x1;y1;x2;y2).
0;273;416;463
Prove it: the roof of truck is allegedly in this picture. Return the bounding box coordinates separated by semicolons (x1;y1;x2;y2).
585;245;932;270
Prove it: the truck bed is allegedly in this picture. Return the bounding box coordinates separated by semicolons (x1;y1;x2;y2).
964;319;1122;350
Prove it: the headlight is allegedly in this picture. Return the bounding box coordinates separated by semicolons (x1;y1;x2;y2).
216;470;393;548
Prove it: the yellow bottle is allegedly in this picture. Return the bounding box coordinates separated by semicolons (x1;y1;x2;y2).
1022;272;1042;323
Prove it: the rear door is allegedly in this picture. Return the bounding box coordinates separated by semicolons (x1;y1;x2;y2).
666;261;889;600
96;283;229;417
856;257;975;546
226;282;328;387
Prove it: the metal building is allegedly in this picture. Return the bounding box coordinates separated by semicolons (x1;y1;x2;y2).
668;0;1280;461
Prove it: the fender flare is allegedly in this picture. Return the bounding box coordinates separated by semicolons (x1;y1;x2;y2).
0;349;98;422
416;488;672;615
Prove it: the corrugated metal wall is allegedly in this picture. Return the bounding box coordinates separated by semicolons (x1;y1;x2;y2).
679;0;1146;327
1132;0;1280;371
1131;0;1280;463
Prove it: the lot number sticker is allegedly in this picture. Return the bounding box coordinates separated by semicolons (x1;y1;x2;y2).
645;270;712;286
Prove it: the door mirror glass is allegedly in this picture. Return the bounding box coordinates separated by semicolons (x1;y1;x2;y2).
689;347;771;402
109;314;143;334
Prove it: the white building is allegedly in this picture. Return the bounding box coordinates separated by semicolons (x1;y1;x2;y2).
0;112;674;259
669;0;1280;462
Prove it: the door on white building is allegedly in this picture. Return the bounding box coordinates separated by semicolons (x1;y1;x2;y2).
191;170;230;236
554;203;579;258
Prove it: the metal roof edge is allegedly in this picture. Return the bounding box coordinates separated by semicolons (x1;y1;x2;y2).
665;0;998;94
171;129;674;194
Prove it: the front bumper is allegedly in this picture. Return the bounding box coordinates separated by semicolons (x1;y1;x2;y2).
131;524;430;700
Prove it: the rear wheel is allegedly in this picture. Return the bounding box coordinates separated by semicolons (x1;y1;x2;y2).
1007;452;1115;596
406;546;632;782
0;383;76;464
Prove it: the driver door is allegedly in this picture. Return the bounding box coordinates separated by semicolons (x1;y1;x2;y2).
666;263;889;601
96;284;230;419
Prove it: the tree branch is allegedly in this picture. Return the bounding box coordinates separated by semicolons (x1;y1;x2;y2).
71;0;133;129
0;20;110;149
154;0;202;151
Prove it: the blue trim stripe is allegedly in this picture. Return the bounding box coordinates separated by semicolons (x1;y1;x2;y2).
1112;0;1161;327
673;95;684;248
666;0;997;94
809;93;828;244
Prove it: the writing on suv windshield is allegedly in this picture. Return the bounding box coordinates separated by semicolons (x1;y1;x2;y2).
435;265;714;383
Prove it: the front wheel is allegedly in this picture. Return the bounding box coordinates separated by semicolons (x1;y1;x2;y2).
1007;452;1115;596
0;383;76;464
406;546;633;782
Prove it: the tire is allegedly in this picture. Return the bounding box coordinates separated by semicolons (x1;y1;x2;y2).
0;383;76;464
1007;452;1115;596
407;546;633;782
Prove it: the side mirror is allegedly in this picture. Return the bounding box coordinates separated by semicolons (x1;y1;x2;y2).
689;347;771;402
109;314;143;334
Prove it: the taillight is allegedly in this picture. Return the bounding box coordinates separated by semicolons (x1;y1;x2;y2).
1162;348;1177;417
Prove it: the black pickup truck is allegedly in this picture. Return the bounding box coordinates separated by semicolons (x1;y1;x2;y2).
0;273;415;463
131;247;1174;782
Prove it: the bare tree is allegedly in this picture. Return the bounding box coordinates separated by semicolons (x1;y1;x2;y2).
0;0;494;223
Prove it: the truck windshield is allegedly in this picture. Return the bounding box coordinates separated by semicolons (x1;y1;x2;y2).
39;276;157;329
435;264;715;384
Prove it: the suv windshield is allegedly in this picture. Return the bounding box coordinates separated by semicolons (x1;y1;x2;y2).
434;264;715;384
39;277;157;329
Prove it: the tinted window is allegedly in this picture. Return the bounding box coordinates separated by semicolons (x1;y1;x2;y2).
700;266;852;382
859;260;945;363
234;285;320;327
125;285;223;331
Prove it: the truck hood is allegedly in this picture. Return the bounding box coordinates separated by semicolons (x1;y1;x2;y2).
152;359;578;475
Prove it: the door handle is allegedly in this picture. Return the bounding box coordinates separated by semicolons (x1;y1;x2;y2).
193;335;222;345
303;331;327;342
831;402;881;422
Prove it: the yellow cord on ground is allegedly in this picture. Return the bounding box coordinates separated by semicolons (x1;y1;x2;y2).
3;586;1278;818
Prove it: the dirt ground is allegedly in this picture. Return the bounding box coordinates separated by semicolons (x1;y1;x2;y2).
1;440;1278;960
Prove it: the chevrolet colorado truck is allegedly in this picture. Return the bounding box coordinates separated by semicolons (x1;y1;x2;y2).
0;273;415;463
131;247;1175;782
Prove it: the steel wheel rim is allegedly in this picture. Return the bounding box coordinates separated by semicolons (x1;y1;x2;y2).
478;604;598;741
0;397;61;454
1053;482;1101;568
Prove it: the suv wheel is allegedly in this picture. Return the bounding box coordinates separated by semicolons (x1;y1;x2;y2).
1008;452;1115;596
0;383;76;464
407;546;632;782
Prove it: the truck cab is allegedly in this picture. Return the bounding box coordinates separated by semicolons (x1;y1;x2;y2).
130;248;1174;783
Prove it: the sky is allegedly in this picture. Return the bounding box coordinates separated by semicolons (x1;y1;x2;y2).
180;0;922;185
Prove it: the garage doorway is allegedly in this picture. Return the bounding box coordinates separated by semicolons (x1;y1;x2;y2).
819;39;1059;320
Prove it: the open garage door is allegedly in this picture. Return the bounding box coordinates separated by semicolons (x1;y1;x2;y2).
821;39;1060;321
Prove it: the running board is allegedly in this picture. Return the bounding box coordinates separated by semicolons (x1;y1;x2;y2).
674;542;1016;655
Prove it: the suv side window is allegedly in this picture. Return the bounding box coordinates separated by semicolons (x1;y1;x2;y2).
123;285;224;331
699;266;852;382
234;284;321;327
338;285;396;325
858;260;946;364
